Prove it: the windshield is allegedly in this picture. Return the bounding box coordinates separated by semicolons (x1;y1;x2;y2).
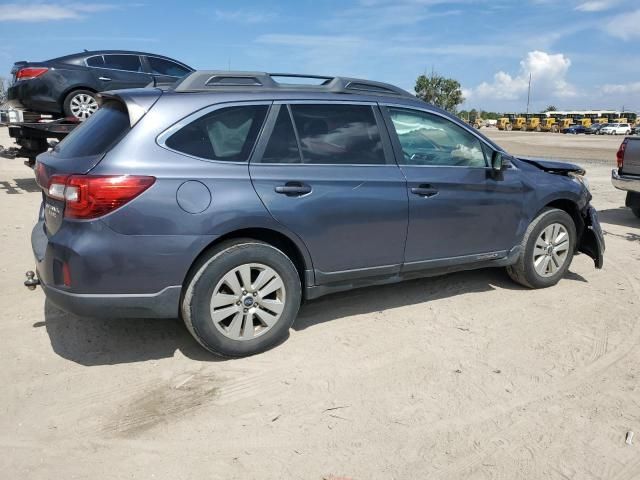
53;101;130;158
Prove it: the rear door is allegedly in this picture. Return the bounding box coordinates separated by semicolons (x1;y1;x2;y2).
249;102;408;284
86;54;152;90
381;105;526;268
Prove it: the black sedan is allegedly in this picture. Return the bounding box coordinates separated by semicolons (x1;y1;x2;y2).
562;124;588;134
585;123;605;135
7;50;193;120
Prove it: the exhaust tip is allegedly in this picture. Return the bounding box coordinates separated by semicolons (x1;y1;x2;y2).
24;270;40;290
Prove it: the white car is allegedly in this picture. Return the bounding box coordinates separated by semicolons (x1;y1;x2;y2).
600;123;632;135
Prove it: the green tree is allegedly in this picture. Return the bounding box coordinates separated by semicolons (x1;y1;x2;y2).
415;73;465;113
544;105;558;112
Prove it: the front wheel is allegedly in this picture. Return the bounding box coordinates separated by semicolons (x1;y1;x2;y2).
182;240;301;357
507;208;576;289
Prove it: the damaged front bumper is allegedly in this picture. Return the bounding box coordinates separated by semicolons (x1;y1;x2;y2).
578;205;605;269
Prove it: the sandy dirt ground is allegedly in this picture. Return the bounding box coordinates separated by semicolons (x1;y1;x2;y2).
1;126;639;480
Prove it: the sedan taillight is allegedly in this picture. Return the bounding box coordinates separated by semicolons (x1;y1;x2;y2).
16;67;49;80
47;174;155;219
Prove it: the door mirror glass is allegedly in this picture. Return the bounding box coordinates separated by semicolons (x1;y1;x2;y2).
491;151;510;171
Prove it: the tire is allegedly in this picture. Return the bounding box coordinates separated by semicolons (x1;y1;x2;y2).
632;207;640;219
507;208;576;289
181;239;301;357
63;89;99;121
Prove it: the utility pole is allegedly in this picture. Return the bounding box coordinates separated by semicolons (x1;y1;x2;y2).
526;73;532;115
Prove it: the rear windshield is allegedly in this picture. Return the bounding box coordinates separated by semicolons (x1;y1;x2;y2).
54;101;130;158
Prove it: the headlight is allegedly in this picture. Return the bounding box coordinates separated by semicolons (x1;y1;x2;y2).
569;172;590;191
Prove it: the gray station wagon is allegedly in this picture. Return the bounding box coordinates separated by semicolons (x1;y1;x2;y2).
27;71;604;357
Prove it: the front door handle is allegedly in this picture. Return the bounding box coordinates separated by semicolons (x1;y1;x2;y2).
275;182;312;196
98;76;112;81
411;184;439;198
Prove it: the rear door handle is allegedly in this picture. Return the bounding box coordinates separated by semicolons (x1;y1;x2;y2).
275;182;312;196
411;184;439;198
98;76;112;81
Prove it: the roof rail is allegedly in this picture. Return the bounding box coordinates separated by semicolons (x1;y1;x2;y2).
172;71;413;98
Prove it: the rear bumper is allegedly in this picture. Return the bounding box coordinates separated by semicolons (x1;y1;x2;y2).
612;169;640;193
39;277;181;319
7;81;62;115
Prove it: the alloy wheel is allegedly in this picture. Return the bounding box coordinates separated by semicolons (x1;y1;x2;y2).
209;263;286;340
533;223;570;277
69;93;98;120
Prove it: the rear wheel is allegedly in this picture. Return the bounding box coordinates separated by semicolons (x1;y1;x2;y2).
507;208;576;289
63;90;99;121
181;240;301;357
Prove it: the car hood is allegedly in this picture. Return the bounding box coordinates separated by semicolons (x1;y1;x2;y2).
516;157;585;175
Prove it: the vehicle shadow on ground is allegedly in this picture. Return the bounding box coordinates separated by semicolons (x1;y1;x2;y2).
599;207;640;229
42;267;588;365
42;300;216;366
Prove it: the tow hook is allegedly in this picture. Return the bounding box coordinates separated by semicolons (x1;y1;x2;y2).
24;271;40;290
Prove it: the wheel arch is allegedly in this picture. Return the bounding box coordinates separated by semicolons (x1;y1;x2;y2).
182;227;314;293
59;85;99;107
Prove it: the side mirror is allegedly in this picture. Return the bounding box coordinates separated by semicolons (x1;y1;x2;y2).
491;151;511;171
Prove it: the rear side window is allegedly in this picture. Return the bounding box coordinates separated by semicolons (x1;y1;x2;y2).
290;104;386;165
102;55;143;72
165;105;268;162
86;55;105;67
54;101;130;158
148;57;190;77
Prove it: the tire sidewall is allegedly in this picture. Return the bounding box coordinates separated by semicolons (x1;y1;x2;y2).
184;242;301;357
522;210;576;288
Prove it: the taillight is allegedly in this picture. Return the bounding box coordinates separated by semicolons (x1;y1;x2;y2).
46;175;155;219
617;139;628;169
16;67;49;80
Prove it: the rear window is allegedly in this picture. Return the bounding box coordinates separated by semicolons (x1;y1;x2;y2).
165;105;268;162
53;102;130;158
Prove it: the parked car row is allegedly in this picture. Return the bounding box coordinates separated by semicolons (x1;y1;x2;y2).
563;122;636;135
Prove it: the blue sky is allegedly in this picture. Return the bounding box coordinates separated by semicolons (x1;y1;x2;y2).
1;0;639;113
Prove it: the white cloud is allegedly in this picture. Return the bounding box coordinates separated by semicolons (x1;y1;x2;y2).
604;9;640;40
465;51;576;103
0;3;116;22
214;9;276;24
575;0;620;12
602;82;640;94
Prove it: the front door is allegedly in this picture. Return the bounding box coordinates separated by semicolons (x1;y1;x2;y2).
382;106;525;269
250;102;408;284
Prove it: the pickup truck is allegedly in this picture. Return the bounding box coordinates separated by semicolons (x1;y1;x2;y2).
612;137;640;217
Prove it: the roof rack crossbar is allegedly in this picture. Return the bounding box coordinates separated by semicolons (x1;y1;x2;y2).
172;70;413;98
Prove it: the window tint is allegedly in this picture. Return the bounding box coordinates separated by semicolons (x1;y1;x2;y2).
54;101;129;158
86;55;104;67
165;105;268;162
389;108;487;167
290;104;386;165
102;55;143;72
148;57;190;77
261;106;300;163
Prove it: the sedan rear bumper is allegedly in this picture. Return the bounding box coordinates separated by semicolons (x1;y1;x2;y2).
612;169;640;193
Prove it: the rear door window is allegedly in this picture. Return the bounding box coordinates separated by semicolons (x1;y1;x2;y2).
53;101;130;158
165;105;268;162
289;104;386;165
148;57;190;77
260;106;301;164
102;55;143;72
